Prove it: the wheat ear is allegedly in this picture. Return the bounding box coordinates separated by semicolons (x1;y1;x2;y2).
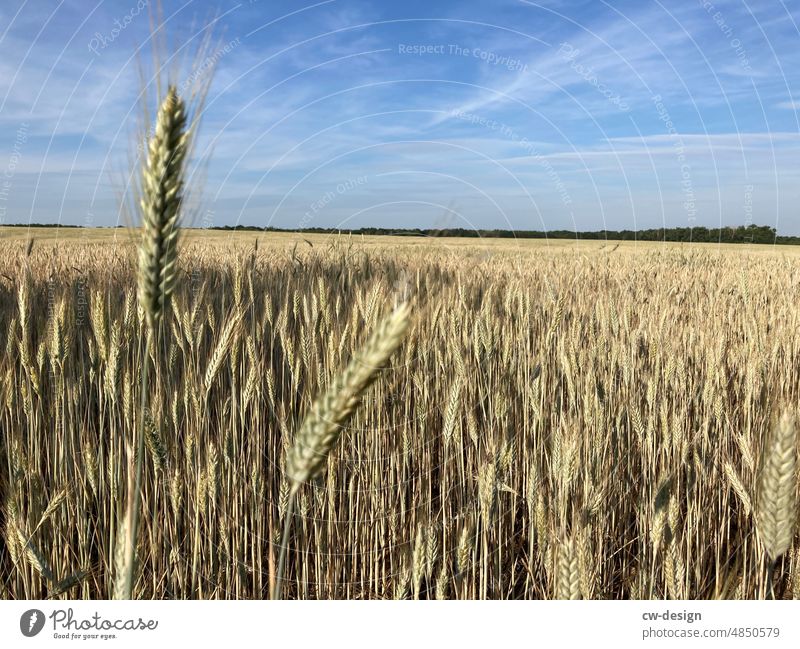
137;85;188;329
285;302;411;488
116;85;189;601
273;302;410;600
557;537;581;600
757;411;798;562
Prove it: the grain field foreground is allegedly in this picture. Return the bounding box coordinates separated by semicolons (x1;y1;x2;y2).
1;232;799;599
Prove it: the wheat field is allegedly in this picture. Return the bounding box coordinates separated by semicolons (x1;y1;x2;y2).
0;229;798;600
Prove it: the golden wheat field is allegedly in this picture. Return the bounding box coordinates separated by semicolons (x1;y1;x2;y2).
0;228;799;600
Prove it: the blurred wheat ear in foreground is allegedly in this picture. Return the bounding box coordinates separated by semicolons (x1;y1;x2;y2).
114;85;190;601
757;410;798;571
136;85;188;330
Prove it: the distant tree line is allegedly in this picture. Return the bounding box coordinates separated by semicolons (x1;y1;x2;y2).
215;223;800;245
0;223;81;228
3;222;799;244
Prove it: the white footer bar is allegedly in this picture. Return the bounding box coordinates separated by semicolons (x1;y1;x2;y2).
1;601;797;648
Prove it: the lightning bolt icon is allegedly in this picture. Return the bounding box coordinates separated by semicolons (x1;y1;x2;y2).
28;612;38;632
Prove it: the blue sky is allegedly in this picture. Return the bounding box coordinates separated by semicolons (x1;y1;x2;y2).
0;0;798;233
